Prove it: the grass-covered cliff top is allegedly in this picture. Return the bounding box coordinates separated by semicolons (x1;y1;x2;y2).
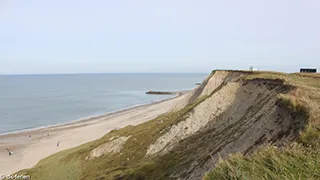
205;71;320;180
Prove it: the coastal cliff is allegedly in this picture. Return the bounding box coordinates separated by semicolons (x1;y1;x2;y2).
18;70;320;180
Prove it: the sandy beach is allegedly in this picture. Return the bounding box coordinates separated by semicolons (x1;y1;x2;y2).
0;93;187;175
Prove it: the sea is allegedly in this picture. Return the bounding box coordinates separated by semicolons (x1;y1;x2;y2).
0;73;207;134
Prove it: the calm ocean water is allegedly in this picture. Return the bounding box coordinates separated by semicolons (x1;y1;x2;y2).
0;73;207;134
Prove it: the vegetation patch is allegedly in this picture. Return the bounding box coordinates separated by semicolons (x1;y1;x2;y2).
17;146;84;180
277;94;309;117
204;143;320;180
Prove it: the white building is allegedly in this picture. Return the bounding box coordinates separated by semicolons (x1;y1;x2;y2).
249;66;258;71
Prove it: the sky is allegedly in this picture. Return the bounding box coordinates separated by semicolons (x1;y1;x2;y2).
0;0;319;74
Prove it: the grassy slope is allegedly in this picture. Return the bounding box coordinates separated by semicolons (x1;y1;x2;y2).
204;144;320;180
204;72;320;180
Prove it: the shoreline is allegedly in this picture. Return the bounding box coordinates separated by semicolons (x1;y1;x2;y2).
0;90;189;175
0;93;183;137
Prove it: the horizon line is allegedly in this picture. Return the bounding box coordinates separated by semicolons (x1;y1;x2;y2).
0;72;209;76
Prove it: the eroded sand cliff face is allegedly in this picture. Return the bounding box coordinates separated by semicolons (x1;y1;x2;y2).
146;82;239;156
171;71;244;111
86;136;131;160
145;71;305;179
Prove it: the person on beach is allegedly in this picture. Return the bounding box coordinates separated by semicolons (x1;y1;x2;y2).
57;141;60;147
5;148;13;156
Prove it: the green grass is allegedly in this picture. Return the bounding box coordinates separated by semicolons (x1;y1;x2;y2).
204;143;320;180
241;71;288;81
277;94;309;116
299;126;320;148
17;145;86;180
288;74;320;89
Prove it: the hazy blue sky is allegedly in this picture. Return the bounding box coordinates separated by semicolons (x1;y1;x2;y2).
0;0;319;74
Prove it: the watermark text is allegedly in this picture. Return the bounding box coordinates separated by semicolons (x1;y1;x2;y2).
1;174;31;180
